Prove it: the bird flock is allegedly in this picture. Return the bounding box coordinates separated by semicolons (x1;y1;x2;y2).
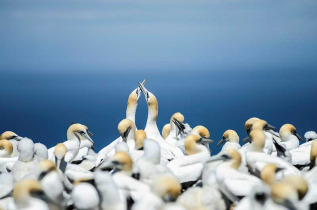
0;79;317;210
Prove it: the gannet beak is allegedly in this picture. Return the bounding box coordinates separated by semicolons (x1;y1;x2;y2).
13;136;23;141
87;130;94;137
282;199;296;210
138;82;149;102
295;133;304;141
97;160;117;171
266;124;276;131
172;118;185;133
243;136;251;143
276;166;284;173
200;138;214;144
122;126;131;142
79;132;94;144
217;137;227;147
162;194;176;202
136;79;147;100
267;129;279;137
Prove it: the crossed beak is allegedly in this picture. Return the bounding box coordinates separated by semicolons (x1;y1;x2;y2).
172;118;185;133
138;82;149;102
136;79;147;100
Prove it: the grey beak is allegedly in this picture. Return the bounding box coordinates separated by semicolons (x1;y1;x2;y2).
172;118;185;132
266;124;276;131
267;129;279;137
13;136;23;141
217;137;227;147
122;126;131;142
200;137;214;144
136;79;147;99
295;133;303;141
87;130;94;137
138;82;149;101
80;132;94;144
207;154;230;163
243;136;252;143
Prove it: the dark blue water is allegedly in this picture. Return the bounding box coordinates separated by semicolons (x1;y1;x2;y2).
0;68;316;153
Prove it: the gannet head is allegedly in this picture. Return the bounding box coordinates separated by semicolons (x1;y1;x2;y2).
245;117;260;134
118;119;136;142
67;123;94;144
71;182;99;210
192;126;210;139
17;138;34;162
0;131;22;141
13;179;46;207
162;124;171;139
217;129;239;147
152;174;181;202
128;79;147;105
304;131;317;142
170;112;186;134
185;134;213;155
135;130;146;150
37;160;57;180
261;164;283;186
310;140;317;164
249;130;266;152
99;151;132;175
279;124;303;142
252;120;276;132
270;182;298;209
33;143;48;161
282;176;308;200
54;143;67;160
82;125;94;137
0;139;13;157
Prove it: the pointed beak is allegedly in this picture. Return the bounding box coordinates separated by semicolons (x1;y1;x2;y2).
122;126;131;142
295;133;304;141
267;129;279;137
136;78;147;100
97;160;116;171
200;137;214;144
243;136;252;143
87;130;94;137
275;166;284;173
13;136;23;141
80;132;94;144
266;124;276;131
138;82;149;102
207;154;230;163
217;137;227;147
172;118;185;132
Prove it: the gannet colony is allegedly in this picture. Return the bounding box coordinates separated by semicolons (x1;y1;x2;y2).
0;79;316;210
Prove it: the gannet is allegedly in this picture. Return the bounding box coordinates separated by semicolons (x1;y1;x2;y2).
72;124;95;162
48;123;94;163
12;179;50;210
33;143;48;162
304;131;317;142
11;138;37;182
37;160;64;208
167;134;213;184
162;124;171;140
0;139;18;173
130;130;146;161
138;82;184;164
165;112;185;146
0;131;23;157
54;143;68;174
132;174;181;210
0;173;14;200
208;149;261;199
94;171;126;210
96;119;136;166
96;80;147;166
245;130;300;178
71;182;99;210
279;124;303;151
98;151;150;202
217;129;241;154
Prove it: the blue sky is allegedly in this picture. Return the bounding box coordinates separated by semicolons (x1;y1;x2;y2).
0;0;316;152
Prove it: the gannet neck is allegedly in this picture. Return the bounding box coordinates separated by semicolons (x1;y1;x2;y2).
227;149;241;170
261;164;277;186
126;90;139;123
0;139;13;157
162;124;171;139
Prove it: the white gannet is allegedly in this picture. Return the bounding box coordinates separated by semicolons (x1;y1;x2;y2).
96;119;136;166
0;173;14;200
37;160;64;208
165;112;185;146
167;134;213;184
98;151;150;203
71;182;99;210
209;149;261;199
138;82;184;164
132;174;181;210
245;130;300;178
94;171;126;210
72;124;95;162
304;131;317;143
48;123;94;163
12;138;37;182
279;124;303;151
33;143;48;162
0;139;18;173
11;179;50;210
0;131;23;157
54;143;68;174
162;124;171;140
96;80;147;166
176;125;212;154
129;130;146;161
217;129;241;154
